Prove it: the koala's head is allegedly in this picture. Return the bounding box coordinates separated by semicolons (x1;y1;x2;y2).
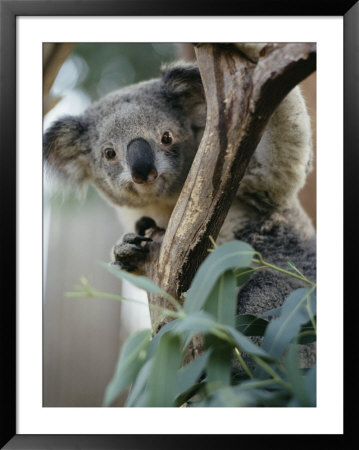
43;62;206;208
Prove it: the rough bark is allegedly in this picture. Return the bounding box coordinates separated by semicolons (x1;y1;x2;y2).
146;43;316;330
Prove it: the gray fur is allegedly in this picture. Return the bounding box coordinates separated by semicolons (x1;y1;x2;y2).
44;59;316;367
235;211;316;368
44;63;205;222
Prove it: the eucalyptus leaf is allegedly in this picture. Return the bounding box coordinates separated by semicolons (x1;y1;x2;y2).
303;364;316;407
192;385;276;407
172;311;219;336
176;350;211;396
284;342;310;406
204;270;237;327
99;261;179;308
146;319;179;360
221;324;274;361
234;266;256;286
125;358;153;407
287;398;303;407
209;386;258;407
146;332;183;407
205;337;233;388
262;288;316;360
260;306;283;318
232;379;290;406
235;314;269;336
174;382;206;407
103;329;151;407
182;330;201;352
127;390;149;407
297;318;317;344
184;241;255;314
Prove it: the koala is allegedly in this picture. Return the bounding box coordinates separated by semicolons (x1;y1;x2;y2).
44;59;316;367
44;63;206;267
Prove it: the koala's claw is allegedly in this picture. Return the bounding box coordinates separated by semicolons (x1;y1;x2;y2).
112;232;152;273
122;233;152;245
112;260;137;272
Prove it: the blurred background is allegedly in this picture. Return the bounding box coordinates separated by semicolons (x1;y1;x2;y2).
43;43;316;407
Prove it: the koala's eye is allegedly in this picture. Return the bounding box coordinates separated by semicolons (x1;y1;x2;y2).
104;148;117;160
161;131;173;145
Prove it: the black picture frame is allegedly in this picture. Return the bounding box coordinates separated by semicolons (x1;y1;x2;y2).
1;1;357;448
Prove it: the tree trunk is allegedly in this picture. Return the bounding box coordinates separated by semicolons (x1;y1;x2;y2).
145;43;316;332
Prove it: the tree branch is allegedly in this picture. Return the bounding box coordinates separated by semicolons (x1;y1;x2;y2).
43;43;75;116
144;43;316;329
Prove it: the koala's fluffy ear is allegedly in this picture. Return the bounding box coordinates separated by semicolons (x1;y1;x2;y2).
43;116;91;185
160;62;206;129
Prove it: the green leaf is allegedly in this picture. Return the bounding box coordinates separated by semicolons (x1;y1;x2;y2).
192;385;277;407
206;386;257;407
221;324;274;361
184;241;255;314
99;261;180;310
103;329;152;406
182;330;201;352
176;350;211;396
125;358;153;407
174;382;206;407
171;312;224;360
262;288;316;360
172;311;219;336
297;318;317;344
146;332;183;407
285;343;315;407
261;306;282;318
204;270;237;327
234;266;256;286
235;314;269;336
172;312;273;361
205;336;233;389
146;319;179;360
285;343;306;405
303;364;316;407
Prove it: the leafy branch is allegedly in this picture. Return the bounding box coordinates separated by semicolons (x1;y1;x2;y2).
67;239;316;407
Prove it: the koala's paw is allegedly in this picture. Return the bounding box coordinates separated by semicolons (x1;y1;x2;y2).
112;233;152;272
111;216;161;273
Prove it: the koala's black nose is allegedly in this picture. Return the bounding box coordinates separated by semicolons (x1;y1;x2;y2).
127;138;158;184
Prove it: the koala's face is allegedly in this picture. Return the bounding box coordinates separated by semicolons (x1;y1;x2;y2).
44;63;206;208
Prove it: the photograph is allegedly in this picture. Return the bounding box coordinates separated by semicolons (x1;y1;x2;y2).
42;42;317;409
